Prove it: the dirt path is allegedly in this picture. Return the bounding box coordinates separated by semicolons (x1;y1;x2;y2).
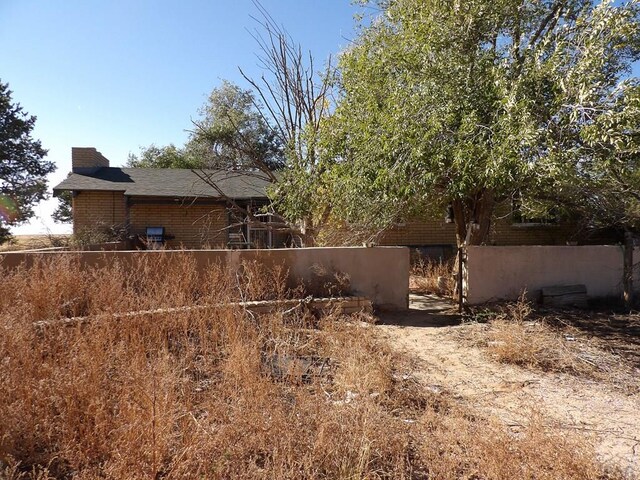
378;295;640;477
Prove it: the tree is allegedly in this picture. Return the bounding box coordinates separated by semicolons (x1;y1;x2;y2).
578;83;640;232
52;190;73;224
565;82;640;308
234;2;335;245
0;80;53;243
126;143;199;169
128;3;334;246
320;0;640;246
189;80;284;171
126;82;284;171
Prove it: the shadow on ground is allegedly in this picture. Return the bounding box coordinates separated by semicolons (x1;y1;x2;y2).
378;294;462;328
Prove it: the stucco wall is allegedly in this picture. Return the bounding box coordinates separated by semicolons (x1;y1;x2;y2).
0;247;409;310
465;245;637;304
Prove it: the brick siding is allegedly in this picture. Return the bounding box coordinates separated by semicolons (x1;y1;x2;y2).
73;191;581;249
73;191;126;233
129;202;228;249
71;147;110;171
380;219;457;246
379;203;578;246
73;192;229;249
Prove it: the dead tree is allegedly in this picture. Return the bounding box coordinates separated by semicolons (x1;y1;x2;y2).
191;168;298;247
192;0;334;246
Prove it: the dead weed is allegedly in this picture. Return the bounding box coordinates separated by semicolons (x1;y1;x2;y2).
0;255;623;479
409;256;455;297
466;295;640;394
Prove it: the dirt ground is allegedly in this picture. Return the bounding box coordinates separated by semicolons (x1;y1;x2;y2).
378;295;640;477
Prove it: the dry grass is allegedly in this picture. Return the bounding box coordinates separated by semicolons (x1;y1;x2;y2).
409;256;455;297
483;296;583;372
0;235;69;252
467;295;640;393
0;255;622;479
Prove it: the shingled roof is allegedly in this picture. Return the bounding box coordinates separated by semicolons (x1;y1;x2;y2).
53;167;273;199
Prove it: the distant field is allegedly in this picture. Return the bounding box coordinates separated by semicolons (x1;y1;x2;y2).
0;234;70;252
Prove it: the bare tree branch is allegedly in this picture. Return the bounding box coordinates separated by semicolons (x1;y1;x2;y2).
197;0;335;246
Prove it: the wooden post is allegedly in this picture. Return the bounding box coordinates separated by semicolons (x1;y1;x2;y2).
457;246;464;313
623;230;633;311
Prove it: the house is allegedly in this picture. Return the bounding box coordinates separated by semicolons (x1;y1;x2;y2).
55;147;596;253
53;147;288;249
377;206;585;258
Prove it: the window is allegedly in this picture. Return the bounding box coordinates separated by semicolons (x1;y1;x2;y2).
511;198;558;227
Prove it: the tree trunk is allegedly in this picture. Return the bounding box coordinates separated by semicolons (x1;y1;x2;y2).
468;189;495;245
300;218;316;247
452;189;496;313
451;199;467;246
623;230;633;311
457;245;465;313
452;189;496;247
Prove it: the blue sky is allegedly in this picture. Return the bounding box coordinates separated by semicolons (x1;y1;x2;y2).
1;0;361;234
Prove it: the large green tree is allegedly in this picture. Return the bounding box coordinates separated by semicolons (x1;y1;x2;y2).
319;0;640;246
0;80;53;243
126;143;199;169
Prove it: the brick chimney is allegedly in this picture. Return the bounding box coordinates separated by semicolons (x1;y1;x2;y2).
71;147;110;173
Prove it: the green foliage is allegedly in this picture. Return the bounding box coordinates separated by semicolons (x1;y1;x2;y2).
52;190;73;224
318;0;640;244
126;144;199;169
0;80;53;244
270;124;333;231
189;80;284;170
572;82;640;233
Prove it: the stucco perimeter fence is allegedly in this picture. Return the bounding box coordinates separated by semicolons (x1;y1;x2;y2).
0;247;409;311
465;245;640;305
